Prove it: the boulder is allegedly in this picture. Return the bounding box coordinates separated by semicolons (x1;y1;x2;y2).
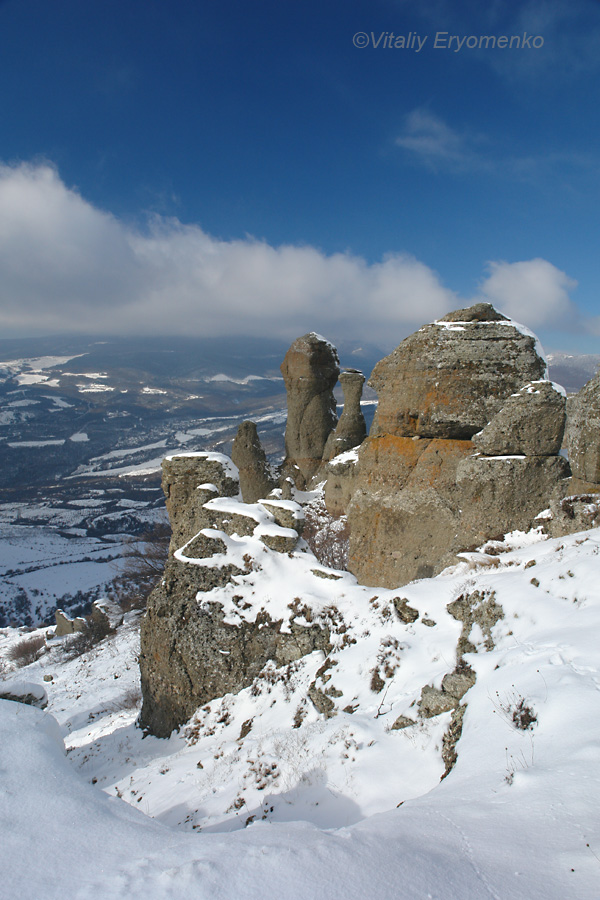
323;370;367;461
231;421;275;503
567;369;600;483
369;303;546;440
280;333;340;487
472;381;566;456
456;454;570;547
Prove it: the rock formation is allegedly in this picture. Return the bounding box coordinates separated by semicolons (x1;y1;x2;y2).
231;420;275;503
280;333;339;487
323;370;367;461
369;303;546;439
346;304;570;587
566;368;600;489
139;452;328;737
472;381;566;456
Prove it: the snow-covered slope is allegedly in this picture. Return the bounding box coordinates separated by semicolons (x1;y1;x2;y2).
1;524;599;899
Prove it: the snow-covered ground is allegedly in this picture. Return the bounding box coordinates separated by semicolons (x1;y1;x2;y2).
1;524;600;899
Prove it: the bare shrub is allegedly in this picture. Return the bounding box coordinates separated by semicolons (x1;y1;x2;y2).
492;688;537;731
7;634;46;667
116;687;142;710
302;495;349;570
110;523;170;612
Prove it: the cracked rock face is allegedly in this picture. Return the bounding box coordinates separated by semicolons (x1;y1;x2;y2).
139;453;328;738
280;333;340;487
472;381;566;457
231;420;275;503
369;303;547;440
139;562;328;738
567;369;600;484
347;305;569;588
323;370;367;462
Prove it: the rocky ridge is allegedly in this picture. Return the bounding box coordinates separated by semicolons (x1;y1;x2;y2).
139;302;600;740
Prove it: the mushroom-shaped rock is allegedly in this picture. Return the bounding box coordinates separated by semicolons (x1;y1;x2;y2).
323;370;367;461
231;421;275;503
369;303;547;440
280;333;340;487
472;381;566;456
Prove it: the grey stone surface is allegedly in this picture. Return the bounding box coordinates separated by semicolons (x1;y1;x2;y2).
323;370;367;461
346;305;568;588
139;454;325;738
348;437;474;588
231;421;275;503
447;589;504;656
161;454;238;553
323;450;359;516
456;454;570;548
472;381;566;456
419;685;458;717
545;490;600;538
567;368;600;483
280;333;340;487
140;559;329;737
369;303;546;440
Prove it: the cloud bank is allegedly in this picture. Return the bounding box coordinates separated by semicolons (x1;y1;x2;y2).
0;162;581;344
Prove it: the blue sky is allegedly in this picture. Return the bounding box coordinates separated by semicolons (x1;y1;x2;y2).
0;0;599;352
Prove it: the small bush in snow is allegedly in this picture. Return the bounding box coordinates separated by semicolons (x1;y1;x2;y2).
7;634;46;667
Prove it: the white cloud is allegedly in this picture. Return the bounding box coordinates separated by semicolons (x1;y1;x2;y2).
478;259;578;328
0;162;456;343
0;163;583;345
395;110;480;170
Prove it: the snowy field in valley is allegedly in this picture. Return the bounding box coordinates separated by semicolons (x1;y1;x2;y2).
1;523;599;899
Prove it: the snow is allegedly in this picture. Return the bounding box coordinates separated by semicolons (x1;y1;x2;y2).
69;432;89;442
7;398;39;407
1;524;600;898
91;440;168;461
44;395;73;408
16;372;57;385
8;439;66;448
164;451;239;479
328;447;359;467
77;383;115;393
204;374;283;385
0;680;48;707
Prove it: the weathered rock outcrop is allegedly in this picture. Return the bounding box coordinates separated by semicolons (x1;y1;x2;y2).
161;452;238;553
323;370;367;461
280;333;340;487
566;368;600;484
323;448;360;516
472;381;566;456
369;303;546;440
139;453;329;737
347;305;569;587
231;420;275;503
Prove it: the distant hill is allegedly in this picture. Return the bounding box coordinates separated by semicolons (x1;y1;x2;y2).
547;352;600;394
